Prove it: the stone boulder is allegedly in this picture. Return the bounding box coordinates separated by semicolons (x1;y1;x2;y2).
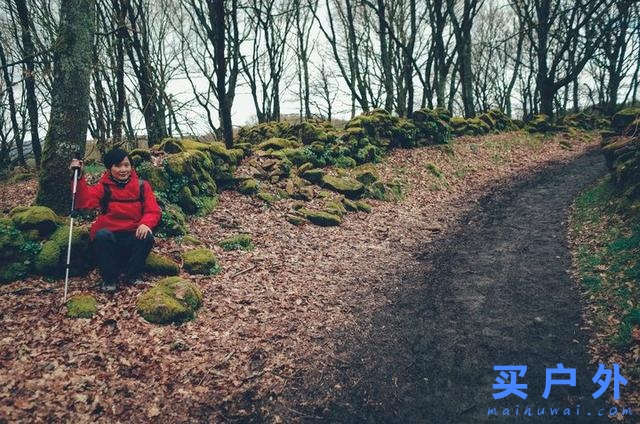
182;248;220;275
137;276;203;324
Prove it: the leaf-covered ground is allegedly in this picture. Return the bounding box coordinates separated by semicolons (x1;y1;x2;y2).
0;131;603;422
568;173;640;415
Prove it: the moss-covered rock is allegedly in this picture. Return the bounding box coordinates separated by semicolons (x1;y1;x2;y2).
257;137;302;151
298;208;342;227
182;248;220;275
298;162;314;175
257;191;278;205
137;276;203;324
238;178;259;195
219;234;253;251
35;240;61;275
285;214;306;225
301;168;325;184
324;201;347;217
10;206;60;238
353;165;379;185
33;224;91;277
66;294;98;318
129;149;152;167
181;235;203;246
526;114;553;133
145;252;180;276
612;108;640;135
341;198;359;211
355;201;372;213
321;175;364;199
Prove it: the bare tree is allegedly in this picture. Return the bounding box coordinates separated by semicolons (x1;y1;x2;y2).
36;0;95;214
511;0;613;118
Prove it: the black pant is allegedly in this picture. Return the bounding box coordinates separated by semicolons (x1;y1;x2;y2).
93;229;153;283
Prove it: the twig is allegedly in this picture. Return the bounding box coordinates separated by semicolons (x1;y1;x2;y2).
230;265;257;279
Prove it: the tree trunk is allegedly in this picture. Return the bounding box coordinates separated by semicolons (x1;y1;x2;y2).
212;0;233;148
14;0;41;168
36;0;95;214
0;42;23;169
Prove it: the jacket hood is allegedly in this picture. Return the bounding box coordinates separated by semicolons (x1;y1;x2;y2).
98;168;139;186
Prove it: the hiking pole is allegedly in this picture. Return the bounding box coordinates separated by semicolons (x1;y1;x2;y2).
64;160;81;302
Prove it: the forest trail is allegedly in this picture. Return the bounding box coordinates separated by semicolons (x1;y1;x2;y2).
0;133;611;423
279;148;612;423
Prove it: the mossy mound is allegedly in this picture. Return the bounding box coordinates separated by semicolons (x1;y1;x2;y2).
322;175;364;199
559;112;609;131
129;149;152;167
257;137;302;151
145;252;180;276
137;276;203;324
182;248;220;275
526;114;554;133
238;178;259;195
298;208;342;226
10;206;60;238
449;117;490;136
411;108;452;144
341;198;359;211
324;201;347;217
353;165;379;186
66;294;98;318
219;234;253;251
612;108;640;135
355;201;372;213
34;224;92;277
285;214;306;225
181;235;203;246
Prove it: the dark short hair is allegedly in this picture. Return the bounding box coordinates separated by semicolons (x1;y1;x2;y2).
103;148;129;169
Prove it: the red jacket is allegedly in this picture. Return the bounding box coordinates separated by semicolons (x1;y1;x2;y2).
73;169;162;240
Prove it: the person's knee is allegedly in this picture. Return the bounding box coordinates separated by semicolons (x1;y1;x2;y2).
142;231;154;245
95;228;114;242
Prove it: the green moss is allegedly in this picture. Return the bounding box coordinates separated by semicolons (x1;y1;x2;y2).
324;201;347;217
45;224;92;276
426;162;444;178
136;276;203;324
35;240;61;275
159;138;185;153
321;175;364;199
257;137;302;151
341;198;358;211
219;234;254;251
355;201;372;213
334;156;357;168
178;186;198;214
10;206;60;238
0;262;29;284
526;114;553;133
145;252;180;276
612;108;640;134
66;294;97;318
365;181;387;200
182;248;220;275
181;235;203;246
257;191;278;205
129;149;151;167
354;166;379;185
157;204;187;237
298;208;342;226
285;214;306;225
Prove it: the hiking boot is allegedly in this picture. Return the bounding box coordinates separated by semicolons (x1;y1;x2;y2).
100;280;117;293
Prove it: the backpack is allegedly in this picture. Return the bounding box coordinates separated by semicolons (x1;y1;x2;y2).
100;179;145;215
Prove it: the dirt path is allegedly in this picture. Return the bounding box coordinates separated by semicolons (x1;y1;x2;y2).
280;149;612;423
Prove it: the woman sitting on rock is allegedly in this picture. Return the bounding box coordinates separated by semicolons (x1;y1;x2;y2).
69;148;162;293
